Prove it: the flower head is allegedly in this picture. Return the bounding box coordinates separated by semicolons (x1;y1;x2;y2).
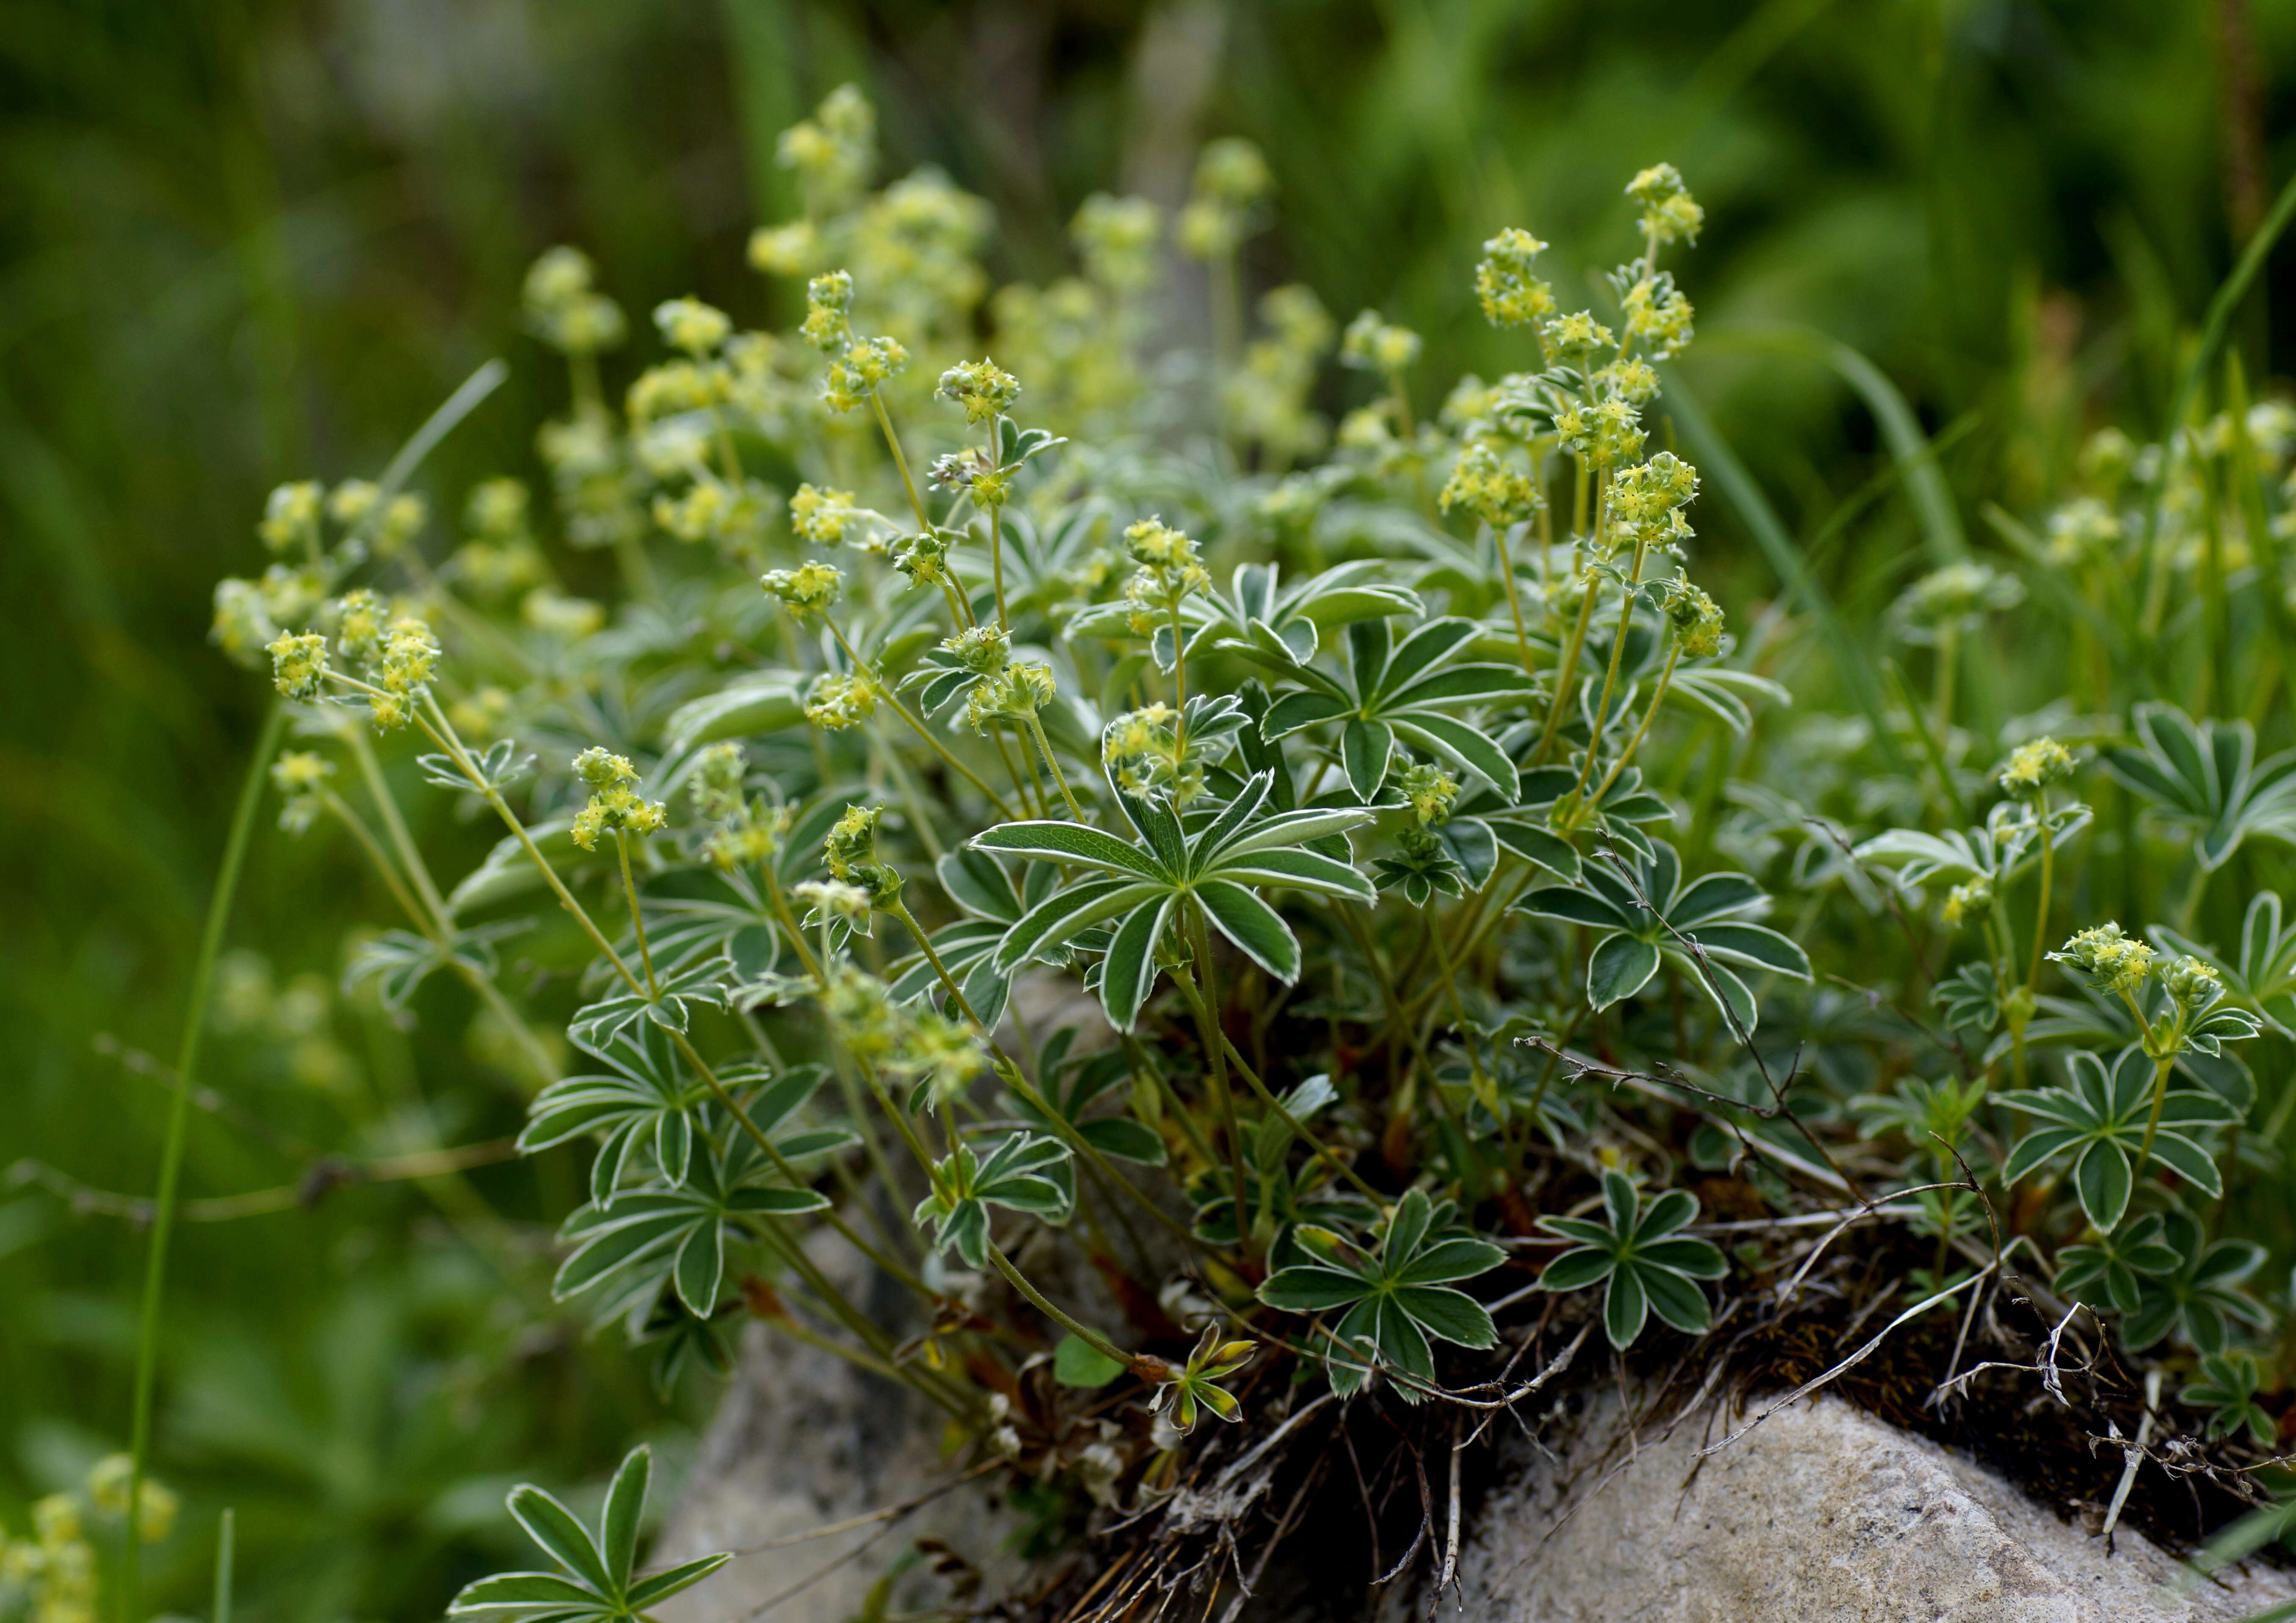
936;358;1021;426
1662;579;1724;657
824;803;902;909
1439;441;1542;528
1474;228;1554;328
267;631;329;700
1340;309;1421;377
1396;761;1458;825
761;560;843;617
2051;922;2157;996
1941;878;1993;927
271;751;336;835
789;483;861;545
653;296;731;356
1072;193;1161;292
1626;163;1703;246
569;749;665;851
804;672;881;731
258;480;325;554
1997;738;2076;800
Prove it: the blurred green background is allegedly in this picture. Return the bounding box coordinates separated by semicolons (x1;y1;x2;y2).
5;1;2293;1617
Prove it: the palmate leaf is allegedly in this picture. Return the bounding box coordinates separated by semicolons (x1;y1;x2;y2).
567;962;726;1049
1516;840;1808;1025
1998;1047;2239;1231
2152;889;2296;1034
2103;703;2296;871
1257;1189;1503;1400
974;772;1372;1030
912;1131;1074;1268
450;1446;731;1622
1261;616;1535;799
1535;1169;1726;1348
520;1023;711;1204
343;921;525;1011
2120;1211;2269;1353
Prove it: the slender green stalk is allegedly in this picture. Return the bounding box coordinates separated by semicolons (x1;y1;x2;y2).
615;832;659;995
1584;645;1681;813
2131;1052;2177;1186
821;618;1014;816
212;1509;234;1623
987;501;1010;629
985;1243;1137;1371
1489;521;1539;680
121;702;287;1623
1182;907;1257;1255
871;389;934;537
1023;714;1085;820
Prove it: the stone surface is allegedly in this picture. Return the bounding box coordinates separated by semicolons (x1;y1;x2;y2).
1427;1393;2296;1623
650;1234;1028;1623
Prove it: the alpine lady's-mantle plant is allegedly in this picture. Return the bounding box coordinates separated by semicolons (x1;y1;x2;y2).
179;83;2295;1612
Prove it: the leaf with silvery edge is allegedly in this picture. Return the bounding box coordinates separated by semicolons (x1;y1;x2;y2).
993;415;1065;469
1662;666;1791;736
912;1130;1074;1268
421;737;536;793
2120;1210;2270;1353
552;1095;837;1316
1516;839;1809;1026
567;962;725;1049
2151;889;2296;1035
974;770;1373;1031
1998;1046;2240;1232
1260;616;1536;801
447;1444;730;1623
520;1023;712;1204
1535;1168;1727;1349
1514;763;1671;863
1067;559;1421;673
1854;797;2091;891
342;920;526;1011
1256;1188;1505;1400
2052;1213;2181;1314
2103;702;2296;871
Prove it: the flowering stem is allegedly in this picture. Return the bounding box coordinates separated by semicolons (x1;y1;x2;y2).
821;618;1014;818
1181;906;1258;1259
2131;1051;2177;1187
1563;535;1652;815
2026;819;2055;993
1585;644;1681;813
985;1241;1136;1371
1023;714;1086;821
870;389;933;537
1533;566;1601;767
615;833;659;996
123;700;287;1623
987;500;1010;630
1489;521;1538;681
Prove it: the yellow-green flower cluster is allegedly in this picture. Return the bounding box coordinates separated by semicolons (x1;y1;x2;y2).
1891;561;2025;644
1543;310;1615;359
258;480;325;554
824;803;903;909
267;630;329;700
2053;922;2157;996
1620;275;1695;360
964;660;1056;734
692;750;793;872
1662;579;1725;658
1439;441;1542;528
826;333;911;413
523;245;626;354
653;477;770;550
1340;309;1421;378
1072;193;1161;292
626;361;724;428
2161;955;2222;1011
1626;163;1704;247
1177;138;1272;261
1997;737;2076;799
852;170;992;339
804;672;881;731
790;483;861;545
1941;878;1992;927
1474;228;1555;328
369;616;442;728
450;479;548;601
689;743;747;823
1610;452;1699;545
653;296;731;357
1396;761;1458;825
761;560;843;617
936;358;1021;426
777;83;876;217
1553;397;1644;469
1120;518;1211;634
1103;703;1205;804
1226;285;1334;464
272;750;336;835
2044;497;2121;564
3;1458;177;1623
522;589;605;640
569;749;667;851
